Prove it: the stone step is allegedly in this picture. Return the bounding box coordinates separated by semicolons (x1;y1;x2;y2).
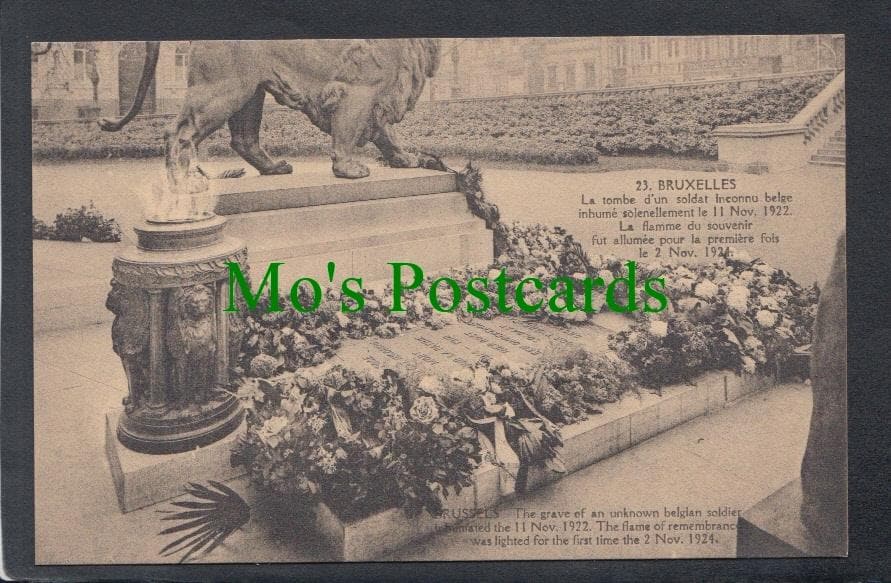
217;170;495;286
226;191;479;245
215;168;458;214
245;221;493;286
828;136;845;144
817;148;845;156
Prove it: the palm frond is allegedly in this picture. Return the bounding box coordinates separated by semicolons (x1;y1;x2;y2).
215;168;247;179
157;480;250;563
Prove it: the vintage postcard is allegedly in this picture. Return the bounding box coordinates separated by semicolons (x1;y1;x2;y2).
30;35;846;563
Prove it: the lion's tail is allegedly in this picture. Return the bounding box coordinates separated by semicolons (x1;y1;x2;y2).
98;41;161;132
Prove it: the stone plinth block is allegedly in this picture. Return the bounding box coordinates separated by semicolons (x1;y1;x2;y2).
736;478;846;557
105;409;246;512
522;371;774;493
214;167;458;214
213;169;494;285
314;480;478;561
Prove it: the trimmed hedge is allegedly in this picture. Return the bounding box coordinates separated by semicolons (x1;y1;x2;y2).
33;73;832;165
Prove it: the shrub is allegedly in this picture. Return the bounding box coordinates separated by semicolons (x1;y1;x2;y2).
32;73;833;165
33;202;122;242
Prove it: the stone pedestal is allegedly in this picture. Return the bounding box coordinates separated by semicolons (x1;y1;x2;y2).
107;214;247;454
105;409;246;512
214;167;494;286
736;478;845;557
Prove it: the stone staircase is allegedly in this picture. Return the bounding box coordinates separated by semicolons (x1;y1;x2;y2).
810;124;845;166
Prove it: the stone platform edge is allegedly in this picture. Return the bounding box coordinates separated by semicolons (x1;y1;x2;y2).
105;409;247;513
315;369;774;561
215;170;458;215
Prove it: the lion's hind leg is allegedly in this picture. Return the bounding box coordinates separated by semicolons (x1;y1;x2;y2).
330;86;376;179
165;79;259;193
373;124;419;169
228;87;293;176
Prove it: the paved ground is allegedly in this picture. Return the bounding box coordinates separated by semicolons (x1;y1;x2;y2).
34;322;812;564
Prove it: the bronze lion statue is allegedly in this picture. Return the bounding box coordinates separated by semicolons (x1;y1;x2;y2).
100;40;441;192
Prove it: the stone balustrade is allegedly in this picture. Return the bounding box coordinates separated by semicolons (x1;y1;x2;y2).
789;70;846;144
713;70;844;172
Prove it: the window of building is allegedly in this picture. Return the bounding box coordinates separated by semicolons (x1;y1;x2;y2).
174;45;189;83
584;61;596;88
640;40;652;62
564;63;576;90
494;76;506;96
72;42;88;81
546;64;557;90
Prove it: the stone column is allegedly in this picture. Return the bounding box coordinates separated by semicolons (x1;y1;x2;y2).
146;289;167;409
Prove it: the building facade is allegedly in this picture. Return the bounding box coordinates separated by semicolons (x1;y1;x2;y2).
31;36;844;119
429;35;845;100
31;41;190;120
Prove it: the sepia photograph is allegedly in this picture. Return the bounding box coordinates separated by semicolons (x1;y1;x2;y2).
28;34;847;564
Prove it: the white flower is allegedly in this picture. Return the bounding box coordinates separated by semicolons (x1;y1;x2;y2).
755;310;777;328
694;280;719;299
726;285;751;312
742;356;757;374
262;415;289;435
450;368;474;384
418;375;443;394
481;391;498;408
649;320;668;337
744;336;763;351
472;367;489;392
760;296;780;311
409;396;439;424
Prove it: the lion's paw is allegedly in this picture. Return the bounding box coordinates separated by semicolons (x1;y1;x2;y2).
332;159;370;179
262;160;293;175
387;151;419;169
